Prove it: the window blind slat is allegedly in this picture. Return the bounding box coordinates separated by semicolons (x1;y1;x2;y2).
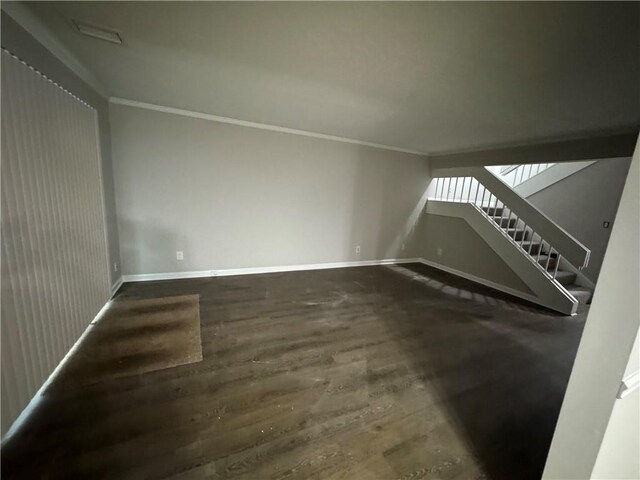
1;50;110;437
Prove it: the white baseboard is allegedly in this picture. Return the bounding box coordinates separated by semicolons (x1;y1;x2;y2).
120;257;543;309
214;258;421;277
122;270;213;283
110;276;123;297
121;258;423;283
416;258;541;306
1;299;113;444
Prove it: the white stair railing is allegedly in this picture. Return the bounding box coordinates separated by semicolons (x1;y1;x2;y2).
429;166;590;270
496;163;555;188
429;176;565;282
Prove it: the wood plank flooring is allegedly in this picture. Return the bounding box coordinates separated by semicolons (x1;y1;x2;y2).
1;263;586;480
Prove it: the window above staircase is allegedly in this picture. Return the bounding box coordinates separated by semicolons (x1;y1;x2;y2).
489;163;556;188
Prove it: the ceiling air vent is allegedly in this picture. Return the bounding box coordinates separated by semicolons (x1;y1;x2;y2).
72;20;123;45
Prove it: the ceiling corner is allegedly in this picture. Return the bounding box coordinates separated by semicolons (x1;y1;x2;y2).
2;1;109;98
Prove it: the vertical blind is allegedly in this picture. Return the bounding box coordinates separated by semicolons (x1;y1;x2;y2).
1;50;110;436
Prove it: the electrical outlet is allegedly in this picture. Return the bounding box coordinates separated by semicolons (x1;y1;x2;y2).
113;262;118;273
176;251;184;261
355;245;361;254
437;247;443;257
603;221;610;229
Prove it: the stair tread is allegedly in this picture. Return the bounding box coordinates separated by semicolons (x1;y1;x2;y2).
550;270;576;286
565;284;592;293
519;241;542;248
554;270;576;279
503;228;526;234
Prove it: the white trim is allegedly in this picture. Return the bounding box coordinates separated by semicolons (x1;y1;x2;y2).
119;257;543;310
110;276;123;297
617;371;640;400
109;97;427;156
1;2;109;97
1;299;113;444
122;270;214;283
121;258;423;283
417;258;542;306
214;258;421;277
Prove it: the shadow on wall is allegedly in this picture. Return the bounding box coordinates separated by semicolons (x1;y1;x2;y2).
526;157;632;283
347;146;430;263
381;263;586;480
118;217;191;276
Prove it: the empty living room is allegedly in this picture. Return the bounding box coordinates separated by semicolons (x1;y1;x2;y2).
1;2;639;479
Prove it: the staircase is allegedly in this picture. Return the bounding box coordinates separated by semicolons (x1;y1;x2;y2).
480;204;592;310
427;166;593;315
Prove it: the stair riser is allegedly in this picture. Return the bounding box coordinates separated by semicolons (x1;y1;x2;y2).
484;207;504;216
554;273;577;286
494;218;517;228
537;257;558;269
521;244;543;255
507;230;529;241
571;291;592;304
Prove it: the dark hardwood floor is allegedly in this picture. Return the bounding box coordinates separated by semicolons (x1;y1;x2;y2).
1;263;586;480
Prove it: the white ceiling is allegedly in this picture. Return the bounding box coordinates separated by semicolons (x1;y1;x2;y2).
20;1;640;154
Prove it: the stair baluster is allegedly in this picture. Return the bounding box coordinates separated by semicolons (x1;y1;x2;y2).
553;255;561;280
536;240;543;264
545;248;553;272
528;232;536;255
497;201;505;227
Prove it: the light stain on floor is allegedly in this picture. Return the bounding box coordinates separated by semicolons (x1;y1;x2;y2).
49;294;203;390
1;264;586;480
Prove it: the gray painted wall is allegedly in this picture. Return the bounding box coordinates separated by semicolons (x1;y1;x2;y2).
527;158;631;282
543;140;639;480
420;214;533;296
1;11;121;288
110;103;430;275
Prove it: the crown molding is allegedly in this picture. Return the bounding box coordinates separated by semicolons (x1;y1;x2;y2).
109;97;428;156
